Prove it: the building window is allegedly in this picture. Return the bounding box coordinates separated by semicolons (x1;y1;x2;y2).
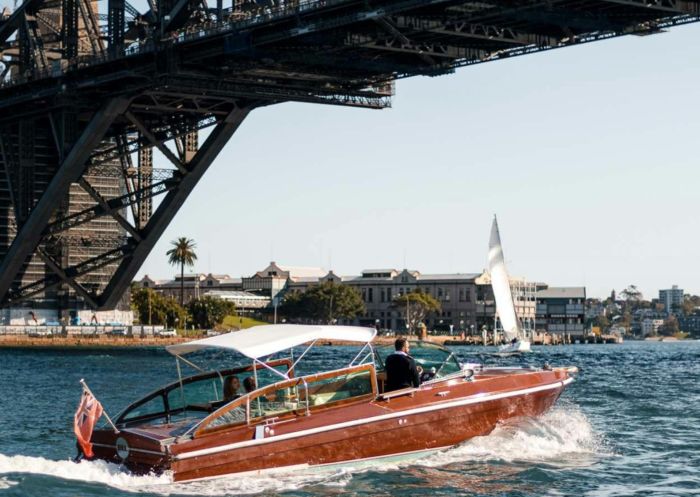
381;288;386;303
445;290;451;301
437;288;443;299
459;288;464;302
362;288;367;302
387;288;392;301
368;288;374;303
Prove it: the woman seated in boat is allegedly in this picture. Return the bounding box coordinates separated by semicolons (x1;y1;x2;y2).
385;337;421;391
223;375;241;401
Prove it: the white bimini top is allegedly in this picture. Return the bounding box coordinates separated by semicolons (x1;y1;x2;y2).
166;324;376;360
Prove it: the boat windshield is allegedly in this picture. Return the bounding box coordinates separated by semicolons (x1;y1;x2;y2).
116;359;292;428
375;340;462;380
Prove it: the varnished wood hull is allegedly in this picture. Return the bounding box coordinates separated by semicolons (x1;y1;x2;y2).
92;368;573;482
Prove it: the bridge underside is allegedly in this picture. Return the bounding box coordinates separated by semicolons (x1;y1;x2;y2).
0;0;698;311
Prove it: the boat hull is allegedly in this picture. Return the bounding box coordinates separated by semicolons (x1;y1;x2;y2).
91;369;572;482
171;376;564;481
499;340;531;354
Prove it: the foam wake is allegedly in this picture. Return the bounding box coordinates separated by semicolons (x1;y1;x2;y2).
419;405;608;469
0;453;170;490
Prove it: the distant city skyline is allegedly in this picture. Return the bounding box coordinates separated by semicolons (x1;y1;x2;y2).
135;23;700;301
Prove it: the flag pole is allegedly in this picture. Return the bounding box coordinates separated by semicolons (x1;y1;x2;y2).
80;379;120;434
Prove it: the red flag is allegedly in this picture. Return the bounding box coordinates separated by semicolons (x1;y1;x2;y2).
74;389;103;458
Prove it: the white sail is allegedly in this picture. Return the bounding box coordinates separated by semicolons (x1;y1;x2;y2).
488;216;521;340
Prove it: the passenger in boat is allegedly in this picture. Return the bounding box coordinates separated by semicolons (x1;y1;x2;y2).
243;376;257;393
223;375;241;401
384;337;421;391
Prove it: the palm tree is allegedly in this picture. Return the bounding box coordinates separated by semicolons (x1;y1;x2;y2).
167;237;198;306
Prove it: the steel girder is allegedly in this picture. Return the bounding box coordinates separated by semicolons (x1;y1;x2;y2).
99;106;251;309
0;97;254;309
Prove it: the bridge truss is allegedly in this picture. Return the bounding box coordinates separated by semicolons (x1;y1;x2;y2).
0;0;698;311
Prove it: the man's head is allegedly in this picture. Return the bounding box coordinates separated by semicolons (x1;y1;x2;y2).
394;337;409;353
243;376;257;393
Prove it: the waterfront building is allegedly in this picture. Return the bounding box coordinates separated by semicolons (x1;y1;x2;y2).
536;287;587;338
138;273;242;303
632;309;667;335
659;285;684;313
136;262;588;334
136;262;546;333
585;299;605;321
679;315;700;337
243;262;328;303
201;290;270;311
641;318;664;337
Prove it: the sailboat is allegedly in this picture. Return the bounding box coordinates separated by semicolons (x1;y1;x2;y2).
488;216;531;354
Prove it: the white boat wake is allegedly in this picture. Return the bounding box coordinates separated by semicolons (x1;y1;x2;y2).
418;405;609;469
0;453;169;491
0;406;607;496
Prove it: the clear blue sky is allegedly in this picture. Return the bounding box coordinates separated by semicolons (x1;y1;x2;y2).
4;0;697;299
137;23;700;300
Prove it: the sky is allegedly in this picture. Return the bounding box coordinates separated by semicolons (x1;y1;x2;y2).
132;23;700;300
4;2;698;300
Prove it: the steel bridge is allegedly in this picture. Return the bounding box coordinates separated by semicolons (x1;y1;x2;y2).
0;0;698;312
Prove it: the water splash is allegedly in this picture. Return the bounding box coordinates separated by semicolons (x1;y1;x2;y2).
0;453;170;490
419;405;609;469
0;477;18;490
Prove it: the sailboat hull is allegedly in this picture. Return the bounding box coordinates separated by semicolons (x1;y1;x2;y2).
499;340;531;354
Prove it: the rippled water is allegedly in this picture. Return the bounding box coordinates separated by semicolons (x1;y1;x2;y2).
0;341;698;496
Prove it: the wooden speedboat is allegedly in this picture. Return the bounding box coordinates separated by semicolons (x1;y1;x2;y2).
85;325;576;482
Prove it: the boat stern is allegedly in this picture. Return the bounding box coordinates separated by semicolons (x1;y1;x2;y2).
90;427;171;474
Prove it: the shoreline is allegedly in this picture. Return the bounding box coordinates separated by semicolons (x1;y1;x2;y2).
1;335;689;349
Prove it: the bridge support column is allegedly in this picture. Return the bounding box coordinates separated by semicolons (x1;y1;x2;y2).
0;97;130;304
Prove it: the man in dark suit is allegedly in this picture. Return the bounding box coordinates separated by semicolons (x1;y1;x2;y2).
384;337;421;391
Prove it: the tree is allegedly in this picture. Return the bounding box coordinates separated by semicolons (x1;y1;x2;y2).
620;285;643;307
166;237;198;306
280;281;365;323
682;295;700;316
594;314;610;330
659;315;680;337
188;297;236;329
132;288;187;328
279;291;304;319
391;290;441;335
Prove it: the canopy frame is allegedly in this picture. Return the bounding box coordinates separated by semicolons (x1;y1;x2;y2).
168;325;377;406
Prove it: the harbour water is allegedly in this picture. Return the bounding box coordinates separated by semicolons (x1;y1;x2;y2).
0;341;698;496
